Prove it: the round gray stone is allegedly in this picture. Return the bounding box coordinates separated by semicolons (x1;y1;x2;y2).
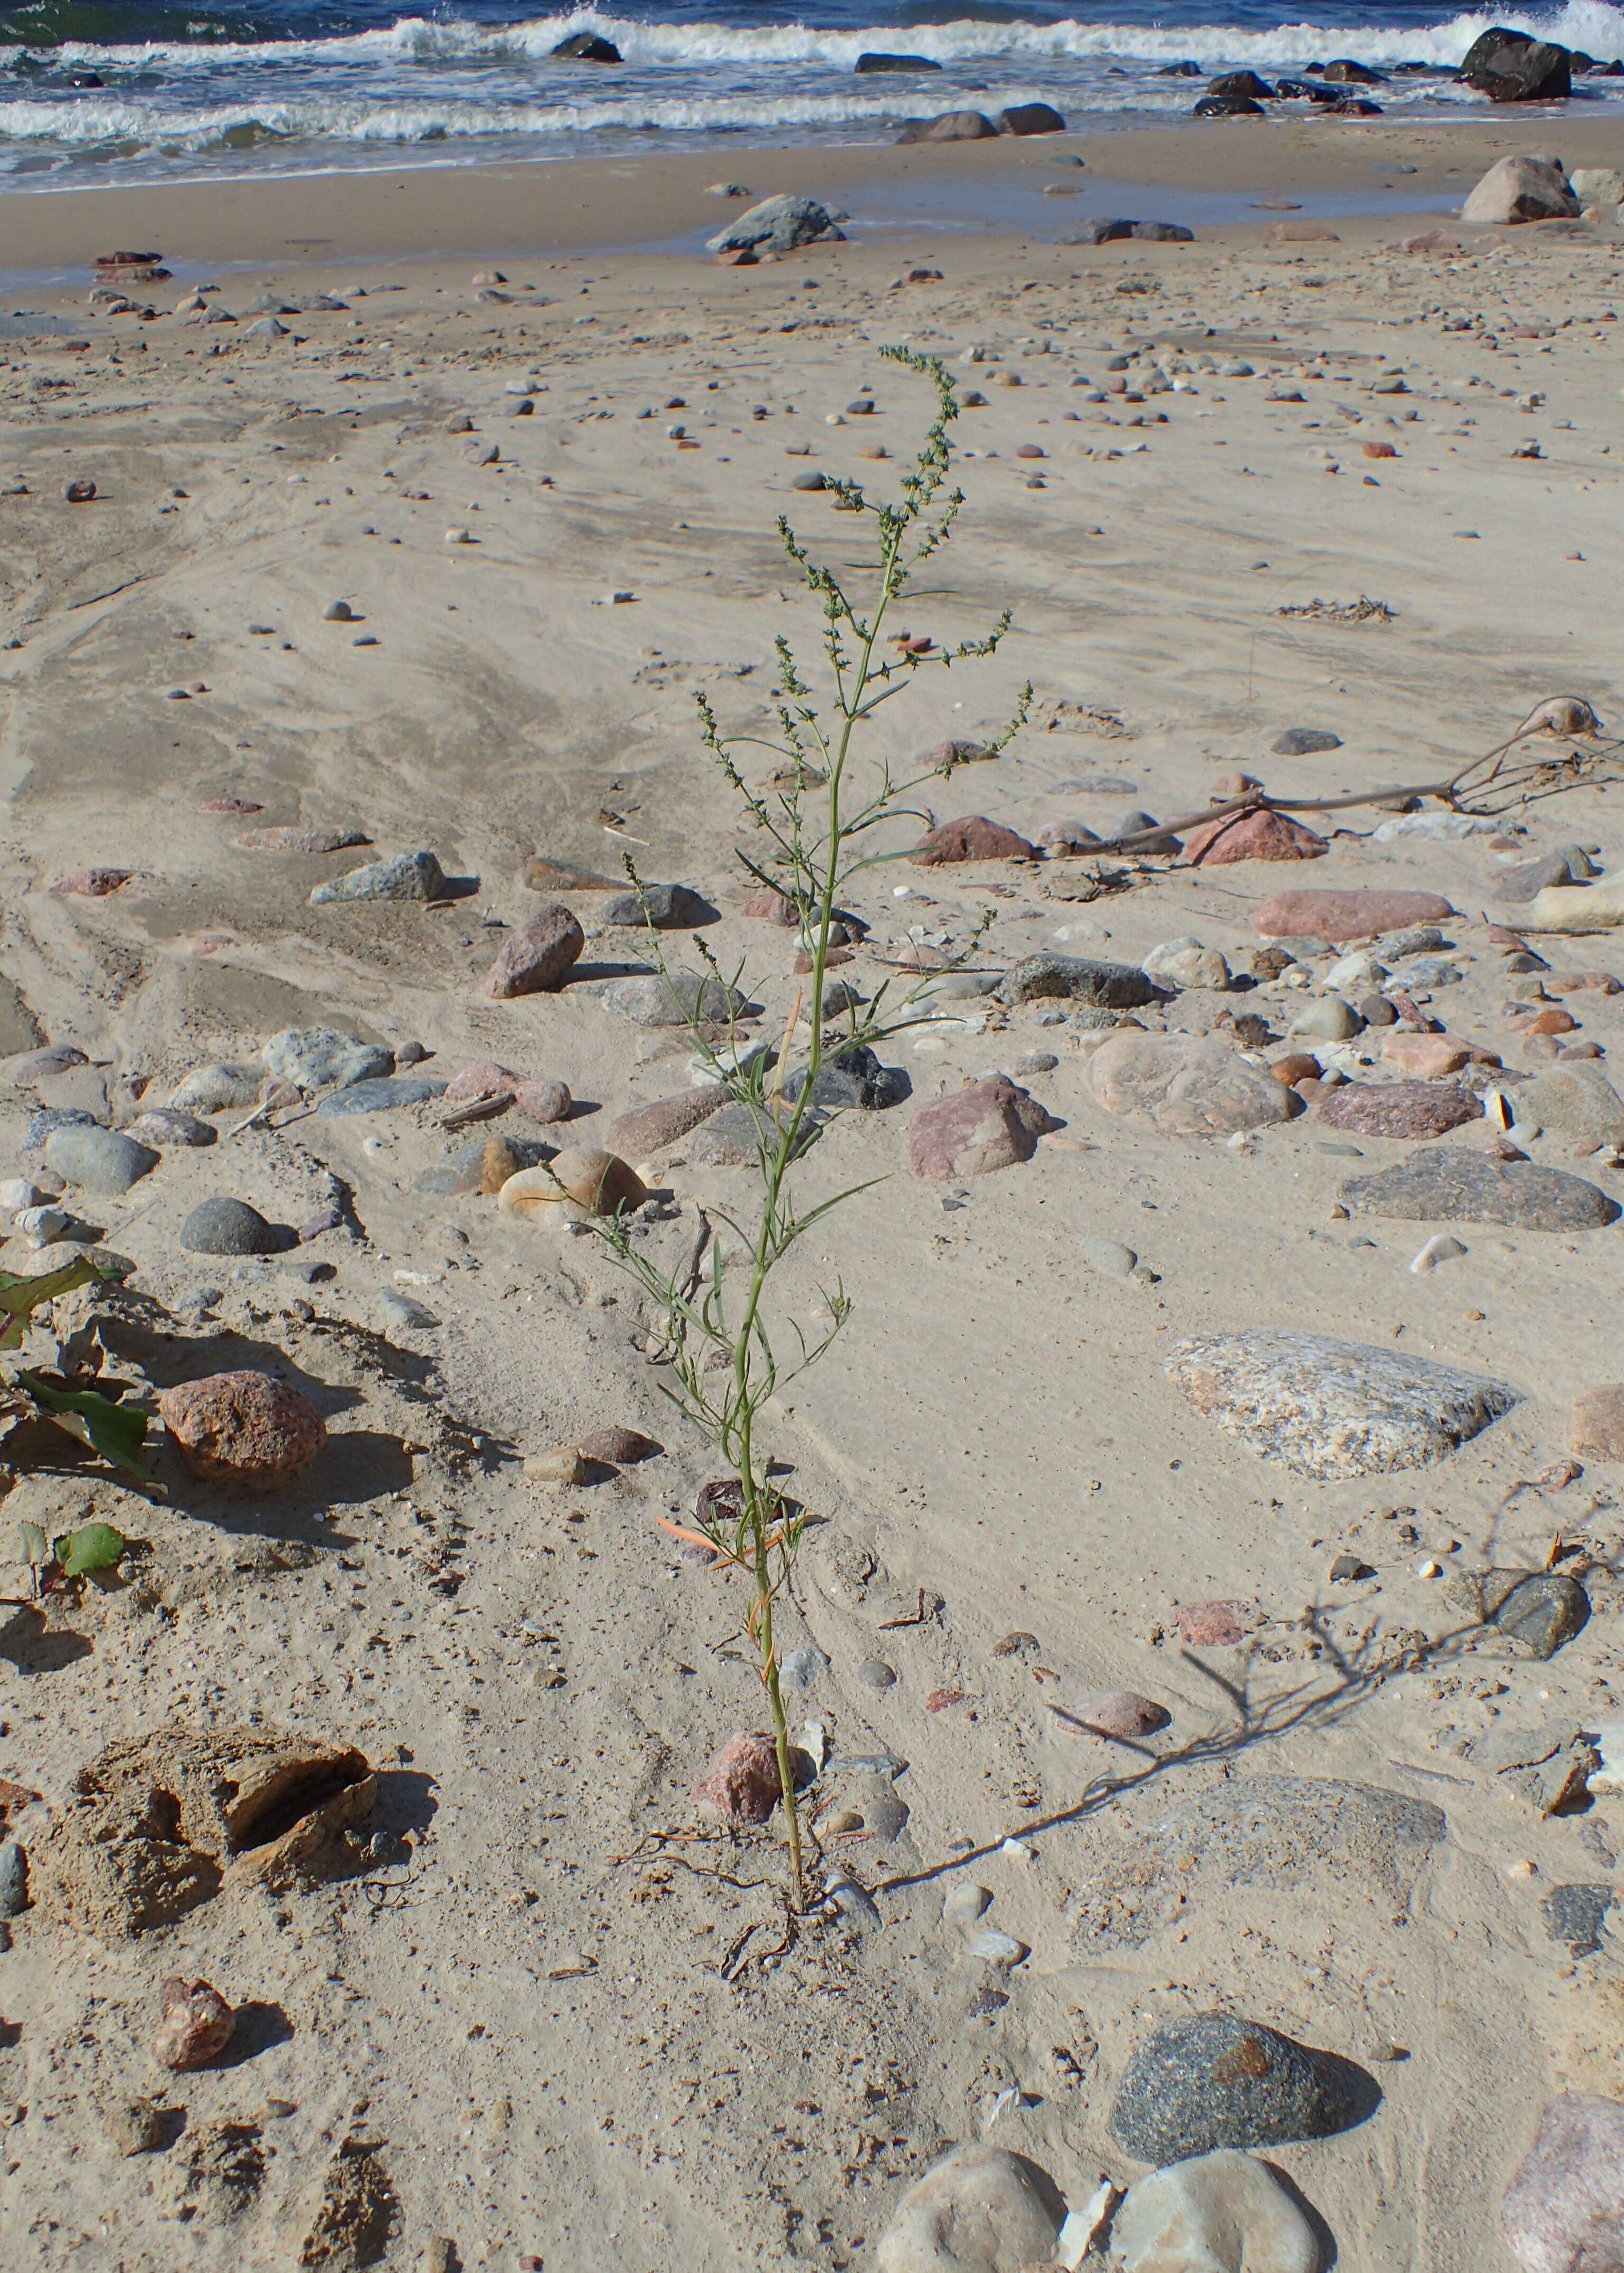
180;1197;284;1256
1108;2010;1358;2163
43;1126;159;1197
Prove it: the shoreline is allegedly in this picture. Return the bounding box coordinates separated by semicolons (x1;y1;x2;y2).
2;112;1622;275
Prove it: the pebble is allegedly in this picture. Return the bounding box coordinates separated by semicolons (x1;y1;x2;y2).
1339;1145;1619;1230
0;1839;25;1916
693;1731;782;1823
1313;1080;1482;1140
1541;1882;1613;1956
1514;1064;1624;1144
1143;936;1230;991
235;825;370;855
152;1977;235;2071
57;866;131;896
779;1646;827;1691
1057;1688;1169;1738
500;1149;645;1218
1081;1236;1138;1275
966;1927;1026;1966
600;972;747;1027
103;2095;168;2157
1410;1231;1467;1272
1568;1383;1624;1460
601;882;717;929
1000;954;1157;1010
1380;1033;1472;1079
1273;726;1343;755
1166;1327;1517;1477
941;1881;992;1926
310;849;446;904
1479;1569;1591;1659
524;1447;586;1484
858;1658;897;1689
1185;808;1328;865
1254;888;1455;942
1289;994;1362;1043
180;1198;284;1256
317;1076;446;1116
782;1045;908;1111
1088;1031;1293;1138
874;2145;1061;2273
1108;2010;1357;2163
157;1370;325;1489
263;1029;393;1091
1501;2093;1624;2273
486;905;586;998
577;1425;659;1465
1114;2150;1318;2273
604;1089;728;1154
911;816;1037;866
377;1289;439;1332
25;1106;98;1151
908;1076;1056;1179
413;1137;547;1194
4;1043;88;1085
1176;1599;1248;1646
124;1108;217;1148
43;1126;158;1197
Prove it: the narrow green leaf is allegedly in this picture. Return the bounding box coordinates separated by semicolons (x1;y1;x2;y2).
18;1520;49;1568
54;1523;125;1578
0;1258;124;1350
20;1373;151;1477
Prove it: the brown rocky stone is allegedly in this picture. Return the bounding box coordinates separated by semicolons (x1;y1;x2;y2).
908;1076;1056;1178
604;1089;729;1156
1253;888;1455;941
158;1371;325;1490
1313;1081;1482;1139
485;904;585;997
153;1978;235;2071
1183;808;1328;865
910;816;1037;866
694;1732;782;1823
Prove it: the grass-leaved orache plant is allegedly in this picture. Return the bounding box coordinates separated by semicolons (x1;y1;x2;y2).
597;349;1029;1909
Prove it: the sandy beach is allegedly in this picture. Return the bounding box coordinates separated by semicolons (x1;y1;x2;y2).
1;113;1623;2272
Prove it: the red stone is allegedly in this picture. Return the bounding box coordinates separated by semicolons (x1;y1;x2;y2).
1271;1052;1321;1086
1175;1600;1248;1647
577;1425;660;1465
693;1732;782;1823
908;1076;1056;1179
1363;441;1398;459
1312;1080;1482;1138
157;1371;325;1491
1525;1008;1577;1036
1253;888;1455;941
486;903;585;998
152;1978;235;2071
1183;808;1328;865
742;889;797;925
1056;1688;1171;1738
910;816;1037;866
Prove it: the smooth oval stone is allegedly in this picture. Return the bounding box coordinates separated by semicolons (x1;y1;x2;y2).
124;1109;217;1148
601;882;718;928
874;2144;1062;2273
1312;1081;1481;1139
180;1197;284;1256
1166;1328;1517;1477
1109;2011;1359;2163
1115;2149;1318;2273
316;1077;446;1117
1057;1688;1170;1739
858;1658;897;1689
1081;1237;1138;1275
1339;1145;1620;1231
1253;888;1455;941
43;1127;158;1197
3;1044;88;1085
600;973;749;1027
169;1062;264;1113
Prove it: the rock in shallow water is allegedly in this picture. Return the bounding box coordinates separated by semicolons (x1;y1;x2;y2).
1338;1146;1619;1231
873;2143;1063;2272
1109;2011;1362;2165
1501;2092;1624;2273
1114;2149;1319;2273
1166;1328;1517;1477
1089;1032;1292;1138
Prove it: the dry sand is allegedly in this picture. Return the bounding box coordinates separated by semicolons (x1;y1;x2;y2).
0;135;1622;2271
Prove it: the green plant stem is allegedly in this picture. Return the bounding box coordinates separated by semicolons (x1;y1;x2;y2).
725;519;906;1914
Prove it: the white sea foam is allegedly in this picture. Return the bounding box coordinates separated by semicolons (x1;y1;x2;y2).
16;1;1624;75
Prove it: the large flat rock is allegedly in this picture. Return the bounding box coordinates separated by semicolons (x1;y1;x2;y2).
1166;1327;1518;1475
1339;1145;1620;1231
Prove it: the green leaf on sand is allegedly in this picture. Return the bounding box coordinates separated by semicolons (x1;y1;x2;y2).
19;1373;150;1477
0;1257;129;1351
54;1523;125;1577
18;1519;49;1568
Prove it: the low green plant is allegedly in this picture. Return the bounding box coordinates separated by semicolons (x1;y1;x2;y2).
593;348;1027;1908
18;1517;126;1597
